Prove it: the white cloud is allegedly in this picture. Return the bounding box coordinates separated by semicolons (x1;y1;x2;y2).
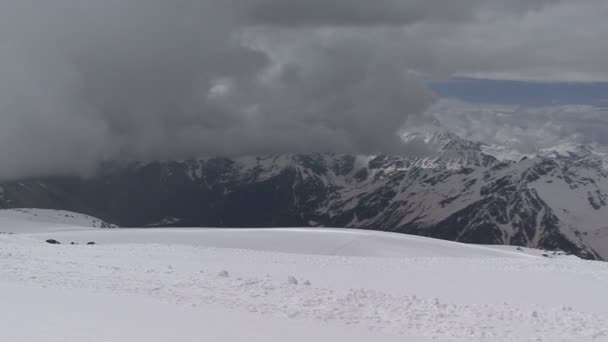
427;99;608;155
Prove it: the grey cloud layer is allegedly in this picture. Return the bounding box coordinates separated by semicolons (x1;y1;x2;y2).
429;99;608;155
245;0;567;27
0;0;605;179
413;0;608;81
246;0;477;26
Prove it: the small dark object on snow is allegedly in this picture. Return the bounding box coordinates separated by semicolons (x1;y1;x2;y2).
542;253;550;258
87;242;96;245
46;239;61;245
70;242;76;245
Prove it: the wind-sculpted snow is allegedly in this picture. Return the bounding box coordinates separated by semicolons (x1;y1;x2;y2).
1;227;608;342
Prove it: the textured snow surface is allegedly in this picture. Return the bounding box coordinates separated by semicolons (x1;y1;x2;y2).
13;227;532;258
0;283;412;342
1;214;608;341
0;208;115;232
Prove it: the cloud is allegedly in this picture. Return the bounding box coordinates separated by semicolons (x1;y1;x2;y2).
0;0;444;180
408;0;608;81
0;0;606;180
244;0;478;27
427;99;608;155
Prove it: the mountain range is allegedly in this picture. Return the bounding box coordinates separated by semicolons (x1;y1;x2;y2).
1;123;607;260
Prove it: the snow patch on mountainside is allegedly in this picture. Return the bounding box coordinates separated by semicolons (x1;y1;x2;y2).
529;176;608;258
481;144;531;162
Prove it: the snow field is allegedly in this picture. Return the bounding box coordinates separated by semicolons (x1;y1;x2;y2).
1;209;608;341
1;230;608;341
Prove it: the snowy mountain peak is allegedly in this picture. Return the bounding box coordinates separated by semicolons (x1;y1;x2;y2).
401;123;496;169
1;125;607;260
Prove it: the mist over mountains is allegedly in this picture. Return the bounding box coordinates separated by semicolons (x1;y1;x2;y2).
2;122;607;260
425;99;608;159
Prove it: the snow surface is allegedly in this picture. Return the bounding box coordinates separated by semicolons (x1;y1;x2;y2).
0;208;115;232
1;210;608;342
0;283;412;342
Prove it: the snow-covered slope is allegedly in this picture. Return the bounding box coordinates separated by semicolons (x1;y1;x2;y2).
1;215;607;342
0;208;115;233
14;227;531;258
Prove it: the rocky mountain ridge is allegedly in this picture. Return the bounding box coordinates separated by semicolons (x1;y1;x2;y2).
1;127;607;260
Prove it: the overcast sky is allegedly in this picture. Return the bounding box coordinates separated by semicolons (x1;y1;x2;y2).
0;0;607;179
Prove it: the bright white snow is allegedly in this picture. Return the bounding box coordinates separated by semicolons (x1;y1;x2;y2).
1;209;608;342
0;208;115;232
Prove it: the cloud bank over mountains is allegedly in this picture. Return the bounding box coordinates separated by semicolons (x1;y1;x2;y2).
426;99;608;158
0;0;607;179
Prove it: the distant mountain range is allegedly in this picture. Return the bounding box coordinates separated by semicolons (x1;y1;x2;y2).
2;124;607;260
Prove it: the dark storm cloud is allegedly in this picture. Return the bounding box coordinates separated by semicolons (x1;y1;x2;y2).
0;0;606;180
244;0;568;27
245;0;476;27
0;0;442;180
0;0;255;179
